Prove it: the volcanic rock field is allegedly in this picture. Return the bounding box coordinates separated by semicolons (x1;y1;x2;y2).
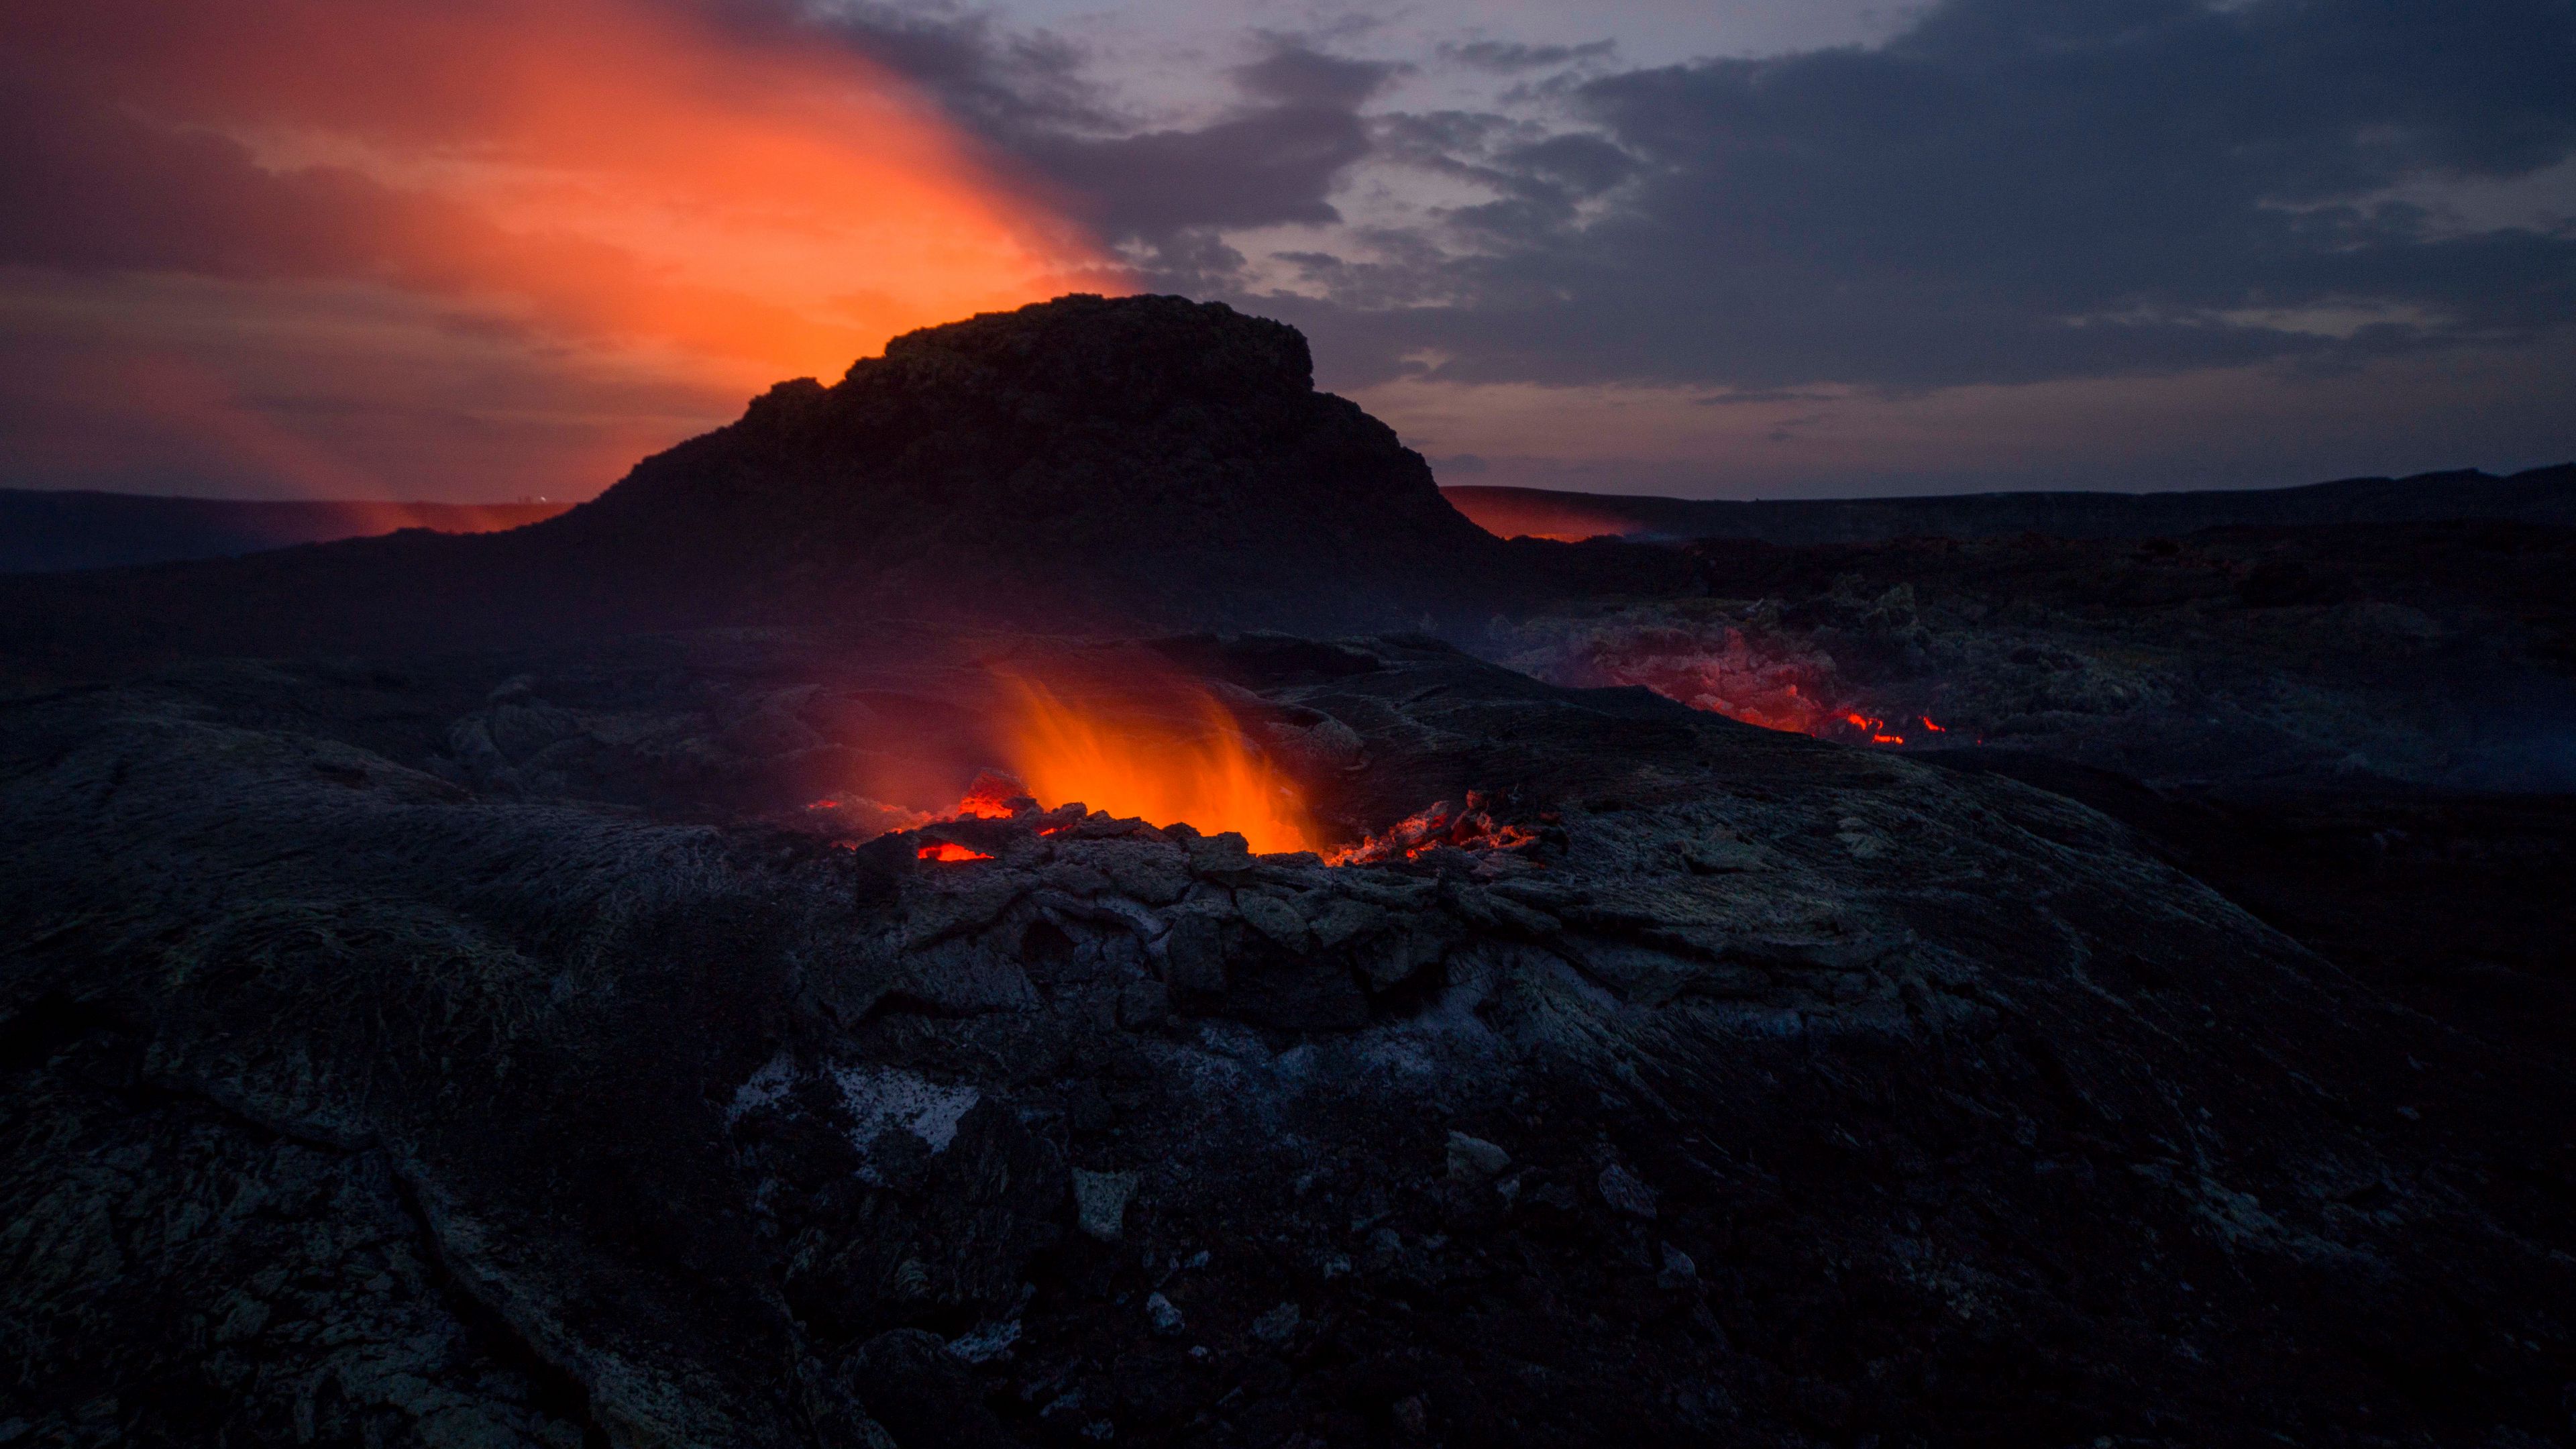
3;297;2572;1448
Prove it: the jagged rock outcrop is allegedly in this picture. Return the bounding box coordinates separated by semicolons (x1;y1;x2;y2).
550;294;1509;630
4;630;2570;1446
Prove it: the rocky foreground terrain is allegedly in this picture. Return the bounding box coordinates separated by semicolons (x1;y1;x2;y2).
5;629;2573;1448
3;294;2573;1448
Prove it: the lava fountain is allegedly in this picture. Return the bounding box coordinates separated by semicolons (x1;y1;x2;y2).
980;674;1320;855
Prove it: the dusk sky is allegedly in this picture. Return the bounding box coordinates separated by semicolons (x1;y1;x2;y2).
4;0;2572;502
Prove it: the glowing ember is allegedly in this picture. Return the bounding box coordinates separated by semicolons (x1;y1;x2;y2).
1328;794;1540;866
1547;628;1953;751
983;674;1319;855
951;771;1028;820
806;798;840;810
1566;627;1841;734
916;841;994;863
1841;712;1905;745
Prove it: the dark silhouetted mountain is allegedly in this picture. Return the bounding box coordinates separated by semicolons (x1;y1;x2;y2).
1;296;1663;668
0;493;572;574
1446;464;2576;543
540;292;1520;625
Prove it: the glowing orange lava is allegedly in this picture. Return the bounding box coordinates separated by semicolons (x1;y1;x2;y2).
916;841;994;863
1326;796;1539;865
984;675;1319;855
1843;711;1905;745
951;771;1026;820
1543;627;1959;751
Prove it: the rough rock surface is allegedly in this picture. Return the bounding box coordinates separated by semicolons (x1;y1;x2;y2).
4;630;2571;1446
1501;521;2576;790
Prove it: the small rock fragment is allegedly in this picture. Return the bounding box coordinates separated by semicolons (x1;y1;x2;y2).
1235;890;1311;951
1074;1169;1141;1241
1364;1226;1403;1271
1116;979;1170;1028
1598;1163;1659;1219
1159;912;1227;996
1145;1292;1185;1338
1248;1301;1301;1346
1393;1394;1431;1439
1445;1131;1511;1184
1304;894;1389;950
947;1318;1021;1364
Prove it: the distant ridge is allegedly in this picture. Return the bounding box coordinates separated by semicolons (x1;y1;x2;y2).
0;491;573;574
1444;464;2576;545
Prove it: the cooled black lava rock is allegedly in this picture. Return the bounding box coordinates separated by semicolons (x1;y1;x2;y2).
4;629;2571;1447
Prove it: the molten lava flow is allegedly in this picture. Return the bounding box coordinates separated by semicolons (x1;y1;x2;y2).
1328;794;1541;866
1843;712;1904;745
951;771;1028;820
1519;622;1962;751
916;841;994;863
985;676;1319;855
1571;627;1843;734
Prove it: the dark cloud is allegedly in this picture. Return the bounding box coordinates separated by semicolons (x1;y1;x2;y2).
1244;0;2576;392
1010;39;1399;278
0;71;425;280
1695;389;1836;407
729;5;1393;262
705;0;1107;136
1233;42;1403;108
1444;40;1615;72
1025;100;1370;240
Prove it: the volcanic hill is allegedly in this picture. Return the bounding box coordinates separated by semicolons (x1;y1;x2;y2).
0;295;1648;668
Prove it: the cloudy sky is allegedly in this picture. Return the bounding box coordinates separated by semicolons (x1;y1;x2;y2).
3;0;2571;502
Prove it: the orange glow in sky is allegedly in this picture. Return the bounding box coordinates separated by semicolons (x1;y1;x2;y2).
227;0;1116;377
4;0;1125;497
